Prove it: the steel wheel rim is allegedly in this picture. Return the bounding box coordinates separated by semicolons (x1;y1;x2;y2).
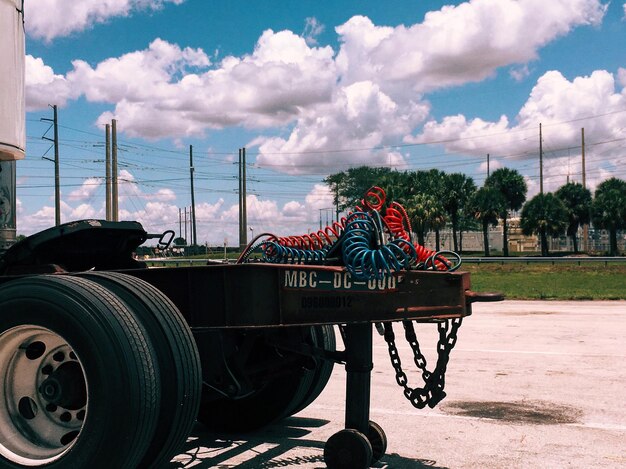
0;325;88;465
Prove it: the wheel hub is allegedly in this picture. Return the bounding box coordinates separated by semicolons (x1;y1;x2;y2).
0;325;88;465
39;361;87;410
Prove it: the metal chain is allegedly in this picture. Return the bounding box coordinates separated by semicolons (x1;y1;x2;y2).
381;318;462;409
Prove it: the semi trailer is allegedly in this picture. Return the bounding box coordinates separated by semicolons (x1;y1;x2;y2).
0;4;501;467
0;217;501;468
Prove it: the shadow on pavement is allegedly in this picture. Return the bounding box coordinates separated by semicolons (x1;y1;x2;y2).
170;417;448;468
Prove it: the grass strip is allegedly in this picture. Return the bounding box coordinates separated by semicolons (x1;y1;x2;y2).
462;263;626;300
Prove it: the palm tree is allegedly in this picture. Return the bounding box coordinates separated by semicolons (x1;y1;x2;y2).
555;182;592;254
520;193;568;256
406;193;447;246
458;205;480;253
404;169;448;249
440;173;476;252
485;168;527;256
377;170;408;206
470;187;506;256
591;177;626;256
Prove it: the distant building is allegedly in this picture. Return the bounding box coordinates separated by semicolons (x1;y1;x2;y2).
419;216;624;255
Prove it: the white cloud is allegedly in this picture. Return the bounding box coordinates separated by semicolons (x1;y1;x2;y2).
25;56;75;111
194;186;343;244
302;17;325;46
617;67;626;88
247;0;607;173
70;203;98;220
510;65;531;82
335;0;606;94
125;201;180;229
68;39;210;104
14;171;180;236
68;177;102;202
23;0;610;177
255;81;425;174
409;69;626;165
86;32;336;138
154;188;176;202
305;184;334;211
283;200;306;218
194;199;225;222
26;0;185;42
19;205;56;234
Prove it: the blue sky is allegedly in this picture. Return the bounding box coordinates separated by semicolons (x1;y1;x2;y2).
17;0;626;245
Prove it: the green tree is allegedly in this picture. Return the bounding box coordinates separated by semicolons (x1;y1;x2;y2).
458;205;481;253
485;168;527;256
520;193;568;256
325;166;394;212
591;177;626;256
377;170;410;206
470;187;506;256
406;169;448;249
406;193;447;246
406;169;446;197
555;182;592;254
440;173;476;252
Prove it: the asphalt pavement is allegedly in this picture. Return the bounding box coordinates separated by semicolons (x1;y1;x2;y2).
172;300;626;468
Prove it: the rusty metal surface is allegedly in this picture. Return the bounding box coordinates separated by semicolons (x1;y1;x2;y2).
124;264;473;328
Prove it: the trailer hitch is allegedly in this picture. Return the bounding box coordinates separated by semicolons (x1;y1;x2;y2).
465;290;505;303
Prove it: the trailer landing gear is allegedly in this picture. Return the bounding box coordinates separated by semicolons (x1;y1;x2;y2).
324;428;373;468
323;322;387;468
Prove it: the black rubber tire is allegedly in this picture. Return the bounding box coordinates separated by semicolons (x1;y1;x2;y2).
78;272;202;469
197;328;315;433
0;275;159;469
324;429;373;469
366;420;387;464
289;324;336;415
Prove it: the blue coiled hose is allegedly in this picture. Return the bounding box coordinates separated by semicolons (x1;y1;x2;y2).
253;210;421;281
341;212;417;281
262;241;329;264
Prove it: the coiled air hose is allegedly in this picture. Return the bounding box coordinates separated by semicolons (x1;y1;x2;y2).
237;187;461;276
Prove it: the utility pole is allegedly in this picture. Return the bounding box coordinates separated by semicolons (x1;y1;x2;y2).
105;124;111;221
189;145;197;246
487;153;490;178
42;104;60;225
184;207;188;243
334;183;340;224
53;105;60;226
179;207;182;241
238;148;248;250
111;119;118;221
539;123;544;194
581;127;589;252
242;147;247;247
238;149;243;250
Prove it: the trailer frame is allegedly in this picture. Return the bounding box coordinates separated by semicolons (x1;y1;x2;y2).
0;219;501;468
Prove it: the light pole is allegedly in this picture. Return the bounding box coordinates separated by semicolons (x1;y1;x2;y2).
249;226;254;241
